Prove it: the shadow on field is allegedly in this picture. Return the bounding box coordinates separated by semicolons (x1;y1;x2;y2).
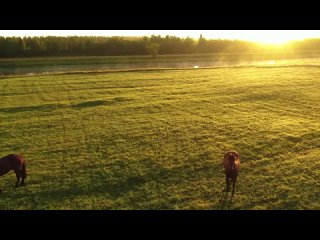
72;97;129;109
218;189;234;209
0;104;60;113
72;100;106;108
6;156;226;209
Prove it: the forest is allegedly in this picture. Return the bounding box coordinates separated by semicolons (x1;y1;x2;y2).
1;35;320;57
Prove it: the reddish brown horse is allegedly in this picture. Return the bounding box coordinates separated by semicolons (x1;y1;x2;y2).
0;154;27;191
223;151;240;194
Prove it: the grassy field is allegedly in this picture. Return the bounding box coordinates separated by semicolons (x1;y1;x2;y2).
0;65;319;209
2;53;320;76
1;51;320;68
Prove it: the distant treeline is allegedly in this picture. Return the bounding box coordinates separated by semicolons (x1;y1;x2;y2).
1;35;320;58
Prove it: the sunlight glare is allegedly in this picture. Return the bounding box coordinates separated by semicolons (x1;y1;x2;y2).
230;33;297;45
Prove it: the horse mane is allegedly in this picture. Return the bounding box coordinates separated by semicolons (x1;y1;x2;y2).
229;154;235;162
226;150;239;158
18;152;25;159
223;150;240;171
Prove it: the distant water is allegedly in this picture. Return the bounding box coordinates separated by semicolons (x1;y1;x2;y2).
1;57;320;76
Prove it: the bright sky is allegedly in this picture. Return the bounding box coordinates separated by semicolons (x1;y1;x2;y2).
1;30;320;44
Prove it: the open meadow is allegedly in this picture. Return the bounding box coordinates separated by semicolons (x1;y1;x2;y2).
0;64;320;209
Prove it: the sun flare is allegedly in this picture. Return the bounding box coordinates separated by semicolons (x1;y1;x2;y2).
226;31;301;45
248;34;294;44
212;31;301;47
197;30;320;45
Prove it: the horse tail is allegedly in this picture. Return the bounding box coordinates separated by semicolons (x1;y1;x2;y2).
21;162;27;179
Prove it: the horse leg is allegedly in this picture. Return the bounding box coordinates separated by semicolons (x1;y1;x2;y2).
232;179;235;195
14;170;21;188
20;162;27;186
20;171;25;186
15;176;20;188
226;175;230;192
232;175;238;195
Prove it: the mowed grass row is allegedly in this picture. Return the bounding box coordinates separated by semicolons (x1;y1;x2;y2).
0;66;320;209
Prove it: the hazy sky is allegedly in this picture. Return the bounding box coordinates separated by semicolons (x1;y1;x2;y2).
1;30;320;44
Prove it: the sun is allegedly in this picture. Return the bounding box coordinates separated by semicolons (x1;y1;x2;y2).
201;31;320;45
237;30;320;45
255;38;290;45
245;32;294;45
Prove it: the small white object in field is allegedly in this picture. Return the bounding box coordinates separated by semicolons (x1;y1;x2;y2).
193;65;199;68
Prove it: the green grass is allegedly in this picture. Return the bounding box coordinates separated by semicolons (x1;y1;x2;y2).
0;66;320;209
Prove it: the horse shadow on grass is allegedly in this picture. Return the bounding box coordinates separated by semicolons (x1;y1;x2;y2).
72;100;106;109
5;161;197;208
0;103;61;114
4;157;236;209
218;187;235;209
72;98;129;109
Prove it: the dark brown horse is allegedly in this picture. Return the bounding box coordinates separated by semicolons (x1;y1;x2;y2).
223;151;240;194
0;154;27;191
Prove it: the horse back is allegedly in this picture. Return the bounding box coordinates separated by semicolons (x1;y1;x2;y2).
0;155;12;176
0;154;25;175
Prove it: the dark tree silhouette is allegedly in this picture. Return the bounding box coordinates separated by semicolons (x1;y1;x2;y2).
146;42;160;58
0;36;319;58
